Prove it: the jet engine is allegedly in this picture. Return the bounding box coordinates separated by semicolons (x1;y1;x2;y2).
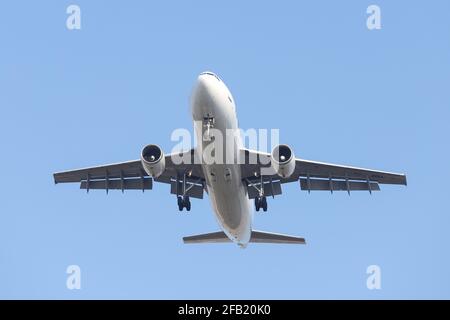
141;144;165;178
271;144;295;178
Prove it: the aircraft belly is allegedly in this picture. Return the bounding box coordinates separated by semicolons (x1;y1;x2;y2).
201;118;252;244
192;81;252;245
206;166;252;244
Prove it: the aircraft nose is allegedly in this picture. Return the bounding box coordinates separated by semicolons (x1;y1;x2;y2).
196;72;216;95
192;73;214;105
196;74;210;94
191;71;220;119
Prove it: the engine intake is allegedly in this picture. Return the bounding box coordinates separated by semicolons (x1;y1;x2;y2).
271;144;295;178
141;144;165;178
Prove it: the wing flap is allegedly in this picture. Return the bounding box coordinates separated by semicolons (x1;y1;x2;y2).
170;180;204;199
54;148;206;198
80;177;152;191
246;180;282;199
54;160;145;183
239;149;407;187
295;159;407;185
299;178;380;192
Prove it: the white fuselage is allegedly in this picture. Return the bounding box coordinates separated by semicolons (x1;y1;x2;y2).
191;72;253;247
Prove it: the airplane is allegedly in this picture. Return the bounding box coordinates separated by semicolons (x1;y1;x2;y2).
53;71;407;247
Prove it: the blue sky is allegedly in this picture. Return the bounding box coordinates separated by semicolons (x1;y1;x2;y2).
1;1;449;299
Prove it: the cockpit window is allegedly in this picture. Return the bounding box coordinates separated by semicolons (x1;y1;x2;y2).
200;71;221;82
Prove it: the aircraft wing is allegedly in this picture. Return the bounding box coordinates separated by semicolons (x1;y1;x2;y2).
53;149;205;198
240;149;406;195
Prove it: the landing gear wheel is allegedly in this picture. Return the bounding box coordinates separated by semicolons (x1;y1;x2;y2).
183;196;191;211
177;196;183;211
186;199;191;211
254;197;261;212
261;196;268;212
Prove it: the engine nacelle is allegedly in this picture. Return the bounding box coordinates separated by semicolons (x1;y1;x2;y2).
271;144;295;178
141;144;165;178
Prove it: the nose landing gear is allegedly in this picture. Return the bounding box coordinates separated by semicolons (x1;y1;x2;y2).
203;115;215;141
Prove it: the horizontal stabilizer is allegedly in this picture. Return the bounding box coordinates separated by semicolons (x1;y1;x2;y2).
183;231;231;244
250;230;306;244
183;230;306;244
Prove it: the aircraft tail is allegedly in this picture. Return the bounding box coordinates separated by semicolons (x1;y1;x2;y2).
183;230;306;244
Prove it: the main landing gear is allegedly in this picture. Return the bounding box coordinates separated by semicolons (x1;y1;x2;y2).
177;196;191;212
248;174;270;212
254;196;268;212
176;171;195;212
